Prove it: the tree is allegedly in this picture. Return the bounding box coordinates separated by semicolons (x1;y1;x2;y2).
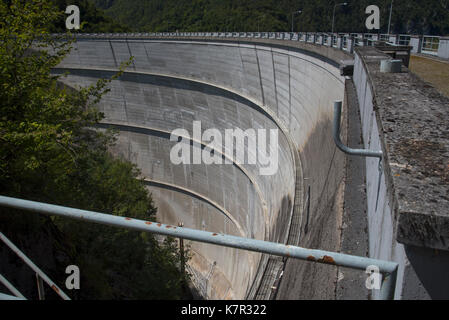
91;0;449;35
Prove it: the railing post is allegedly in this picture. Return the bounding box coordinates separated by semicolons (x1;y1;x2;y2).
379;267;398;300
347;37;354;53
36;274;45;300
0;232;70;300
437;36;449;59
336;34;343;49
410;35;423;54
178;222;186;292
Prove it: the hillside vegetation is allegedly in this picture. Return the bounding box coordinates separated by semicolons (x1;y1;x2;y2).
92;0;449;35
0;0;188;299
51;0;130;32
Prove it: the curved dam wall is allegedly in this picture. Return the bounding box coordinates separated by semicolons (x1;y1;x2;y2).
54;37;347;299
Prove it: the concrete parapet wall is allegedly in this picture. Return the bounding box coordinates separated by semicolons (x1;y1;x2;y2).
55;38;347;299
353;47;449;299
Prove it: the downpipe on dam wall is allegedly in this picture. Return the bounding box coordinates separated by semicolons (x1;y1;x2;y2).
333;100;385;211
0;196;398;300
333;101;383;160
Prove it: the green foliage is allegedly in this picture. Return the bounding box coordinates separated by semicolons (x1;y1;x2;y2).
50;0;130;32
0;0;189;300
91;0;449;35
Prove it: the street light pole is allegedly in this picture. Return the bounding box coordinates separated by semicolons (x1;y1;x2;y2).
291;10;302;33
332;2;348;34
387;0;394;35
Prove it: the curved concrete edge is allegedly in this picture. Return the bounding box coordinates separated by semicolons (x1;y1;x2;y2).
95;121;270;240
141;178;245;238
71;35;352;69
54;64;298;245
142;177;259;297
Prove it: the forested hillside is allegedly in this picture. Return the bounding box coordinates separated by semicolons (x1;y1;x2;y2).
92;0;449;35
0;0;188;299
51;0;130;32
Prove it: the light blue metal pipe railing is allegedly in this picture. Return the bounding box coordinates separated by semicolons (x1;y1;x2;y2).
0;195;398;299
0;293;26;300
0;273;27;300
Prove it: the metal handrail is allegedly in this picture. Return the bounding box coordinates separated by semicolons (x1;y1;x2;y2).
0;293;26;300
0;273;26;300
0;232;71;300
333;101;383;159
0;195;398;299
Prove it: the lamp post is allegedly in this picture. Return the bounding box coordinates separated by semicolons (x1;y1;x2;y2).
291;10;302;33
387;0;394;35
332;2;348;34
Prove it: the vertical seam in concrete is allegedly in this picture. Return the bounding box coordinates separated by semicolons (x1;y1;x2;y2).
125;39;137;71
288;53;292;133
255;47;265;106
143;42;151;66
75;42;82;67
271;49;280;117
108;40;118;68
237;44;247;96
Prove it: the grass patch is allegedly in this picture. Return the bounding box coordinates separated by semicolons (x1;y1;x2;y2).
409;55;449;98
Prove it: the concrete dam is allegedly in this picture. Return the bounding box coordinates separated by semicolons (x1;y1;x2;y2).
51;34;449;300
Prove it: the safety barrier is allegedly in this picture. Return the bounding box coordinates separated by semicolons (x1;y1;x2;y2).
0;195;399;300
65;31;443;58
0;232;71;300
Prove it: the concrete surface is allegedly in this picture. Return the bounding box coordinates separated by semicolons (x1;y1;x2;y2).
354;47;449;299
54;38;347;299
336;78;370;300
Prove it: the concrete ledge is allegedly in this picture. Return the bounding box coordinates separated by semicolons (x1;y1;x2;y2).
355;47;449;251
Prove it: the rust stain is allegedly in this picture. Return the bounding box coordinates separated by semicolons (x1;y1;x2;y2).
166;225;172;229
157;223;162;227
317;255;336;265
125;217;132;221
307;256;317;262
51;285;60;293
212;233;218;236
145;221;152;225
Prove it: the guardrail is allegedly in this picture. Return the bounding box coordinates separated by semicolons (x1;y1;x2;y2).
398;35;411;46
0;232;71;300
0;273;26;300
422;36;440;55
53;31;446;59
0;195;399;300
